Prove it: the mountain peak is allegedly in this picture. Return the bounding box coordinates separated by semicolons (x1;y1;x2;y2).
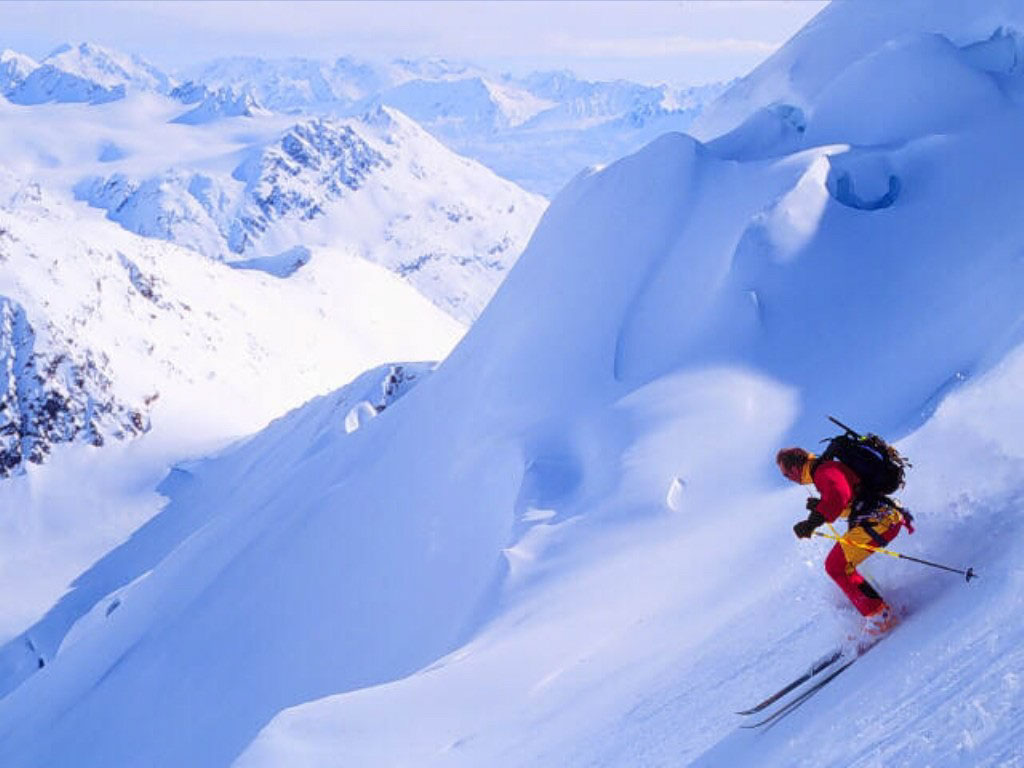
41;40;171;92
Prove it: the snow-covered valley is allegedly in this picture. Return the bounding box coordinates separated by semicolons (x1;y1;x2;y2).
1;2;1024;767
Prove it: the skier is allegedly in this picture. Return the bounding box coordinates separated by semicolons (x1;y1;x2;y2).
776;446;903;635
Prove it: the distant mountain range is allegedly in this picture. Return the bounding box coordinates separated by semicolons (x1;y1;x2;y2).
1;42;726;196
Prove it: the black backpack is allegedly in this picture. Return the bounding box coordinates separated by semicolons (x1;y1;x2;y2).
818;418;910;498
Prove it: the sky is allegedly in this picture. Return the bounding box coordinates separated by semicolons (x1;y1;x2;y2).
1;0;829;86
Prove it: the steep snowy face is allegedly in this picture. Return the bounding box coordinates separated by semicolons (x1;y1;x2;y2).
228;118;390;251
75;107;547;324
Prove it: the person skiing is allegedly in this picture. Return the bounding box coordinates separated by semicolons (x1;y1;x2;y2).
776;446;904;635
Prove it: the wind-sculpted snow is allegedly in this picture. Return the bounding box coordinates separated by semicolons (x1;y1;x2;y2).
705;104;806;161
825;150;901;211
692;0;1024;143
4;4;1024;768
804;33;1005;148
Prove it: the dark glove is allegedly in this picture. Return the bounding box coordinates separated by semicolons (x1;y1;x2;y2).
793;510;825;539
805;497;820;512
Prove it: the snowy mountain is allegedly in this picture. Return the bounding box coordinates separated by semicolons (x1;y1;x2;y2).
1;40;724;196
1;2;1023;768
182;54;725;196
371;72;725;195
72;106;545;324
6;65;125;106
377;76;537;134
44;42;172;92
186;55;392;112
171;86;269;124
5;42;172;105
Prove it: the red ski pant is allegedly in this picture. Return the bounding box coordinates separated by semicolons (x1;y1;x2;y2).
824;509;902;617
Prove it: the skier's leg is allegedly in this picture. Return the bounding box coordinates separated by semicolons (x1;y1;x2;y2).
827;510;903;616
825;538;882;616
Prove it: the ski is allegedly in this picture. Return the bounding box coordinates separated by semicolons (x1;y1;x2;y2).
735;649;843;715
739;655;857;729
739;633;888;729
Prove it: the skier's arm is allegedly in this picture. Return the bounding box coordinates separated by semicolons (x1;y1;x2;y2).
811;463;853;523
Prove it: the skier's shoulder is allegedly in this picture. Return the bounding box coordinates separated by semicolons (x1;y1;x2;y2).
811;457;857;486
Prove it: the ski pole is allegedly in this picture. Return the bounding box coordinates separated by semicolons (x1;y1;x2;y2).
812;531;977;582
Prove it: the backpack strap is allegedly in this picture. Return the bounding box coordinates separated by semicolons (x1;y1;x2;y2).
859;521;892;548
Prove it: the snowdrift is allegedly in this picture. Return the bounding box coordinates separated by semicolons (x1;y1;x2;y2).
2;2;1024;767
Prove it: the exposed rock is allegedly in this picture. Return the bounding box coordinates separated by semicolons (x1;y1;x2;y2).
0;296;149;476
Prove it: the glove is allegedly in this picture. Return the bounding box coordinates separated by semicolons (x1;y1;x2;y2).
793;510;825;539
805;497;820;512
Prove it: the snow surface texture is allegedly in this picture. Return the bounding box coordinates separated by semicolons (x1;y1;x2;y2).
3;2;1024;767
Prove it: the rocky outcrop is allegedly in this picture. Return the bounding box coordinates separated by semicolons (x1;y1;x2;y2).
229;119;388;252
0;297;149;476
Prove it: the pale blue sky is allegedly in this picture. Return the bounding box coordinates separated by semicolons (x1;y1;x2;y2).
1;1;829;86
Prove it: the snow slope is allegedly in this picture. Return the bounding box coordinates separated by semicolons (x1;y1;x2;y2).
2;2;1024;767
